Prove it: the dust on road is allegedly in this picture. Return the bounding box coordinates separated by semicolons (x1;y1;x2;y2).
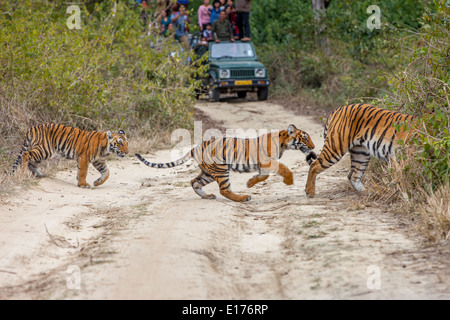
0;99;448;299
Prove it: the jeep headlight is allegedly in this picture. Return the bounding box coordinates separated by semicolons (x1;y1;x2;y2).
220;69;230;79
255;68;265;77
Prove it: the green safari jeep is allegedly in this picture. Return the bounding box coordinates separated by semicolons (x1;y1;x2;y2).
200;41;270;102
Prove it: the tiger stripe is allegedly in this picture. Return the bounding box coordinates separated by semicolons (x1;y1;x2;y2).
305;104;416;197
12;123;128;188
136;124;317;202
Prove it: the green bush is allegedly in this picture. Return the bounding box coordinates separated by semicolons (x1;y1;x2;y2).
250;0;425;110
326;0;423;60
376;0;449;189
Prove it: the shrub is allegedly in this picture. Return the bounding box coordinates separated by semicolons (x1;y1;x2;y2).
368;0;449;241
375;0;449;190
250;0;425;111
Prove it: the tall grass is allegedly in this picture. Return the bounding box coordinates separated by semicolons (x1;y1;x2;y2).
367;0;449;242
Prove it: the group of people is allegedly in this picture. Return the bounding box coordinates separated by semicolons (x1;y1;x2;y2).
135;0;252;51
136;1;192;51
198;0;252;42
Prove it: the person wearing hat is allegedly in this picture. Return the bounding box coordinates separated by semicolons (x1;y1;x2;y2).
177;0;190;11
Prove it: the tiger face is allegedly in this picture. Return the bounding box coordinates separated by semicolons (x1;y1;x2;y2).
286;124;315;154
107;130;129;158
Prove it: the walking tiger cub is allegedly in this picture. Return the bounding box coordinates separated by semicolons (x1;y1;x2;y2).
12;123;129;188
136;124;317;202
305;104;416;198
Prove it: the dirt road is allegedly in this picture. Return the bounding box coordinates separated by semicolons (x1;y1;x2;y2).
1;99;449;299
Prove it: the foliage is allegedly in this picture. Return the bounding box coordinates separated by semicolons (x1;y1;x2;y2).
375;0;450;190
250;0;426;110
252;0;316;47
326;0;424;59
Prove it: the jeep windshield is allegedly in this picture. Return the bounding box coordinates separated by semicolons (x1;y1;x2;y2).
210;42;256;59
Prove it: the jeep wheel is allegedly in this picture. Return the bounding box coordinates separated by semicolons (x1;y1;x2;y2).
208;78;220;102
209;88;220;102
194;88;201;100
237;91;247;99
257;87;268;101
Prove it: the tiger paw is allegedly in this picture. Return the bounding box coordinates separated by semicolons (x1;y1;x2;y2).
93;179;107;187
350;180;366;192
283;174;294;185
305;188;315;198
204;194;217;200
236;195;252;202
78;182;92;189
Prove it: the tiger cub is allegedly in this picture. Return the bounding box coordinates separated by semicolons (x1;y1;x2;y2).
136;124;316;202
12;123;129;188
305;104;416;198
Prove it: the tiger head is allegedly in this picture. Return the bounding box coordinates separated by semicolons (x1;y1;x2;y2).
284;124;317;163
107;130;129;158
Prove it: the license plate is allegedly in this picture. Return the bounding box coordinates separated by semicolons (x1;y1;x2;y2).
235;80;252;86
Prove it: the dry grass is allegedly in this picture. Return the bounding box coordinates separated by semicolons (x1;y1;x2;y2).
417;185;450;242
366;148;450;243
0;158;67;197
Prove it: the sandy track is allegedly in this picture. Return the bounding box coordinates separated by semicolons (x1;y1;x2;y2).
0;99;449;299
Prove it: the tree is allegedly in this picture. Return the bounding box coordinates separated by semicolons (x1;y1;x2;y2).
311;0;331;53
311;0;331;10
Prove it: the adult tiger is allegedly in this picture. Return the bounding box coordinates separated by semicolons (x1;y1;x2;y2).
136;124;317;202
305;104;416;198
12;123;129;188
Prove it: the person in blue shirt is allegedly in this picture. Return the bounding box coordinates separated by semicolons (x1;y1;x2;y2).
209;0;222;24
171;5;190;51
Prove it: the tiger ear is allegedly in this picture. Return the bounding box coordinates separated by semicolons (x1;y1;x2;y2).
107;130;113;141
287;124;296;136
118;129;125;135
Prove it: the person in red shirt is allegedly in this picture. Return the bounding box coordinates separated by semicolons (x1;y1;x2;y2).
224;4;238;40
